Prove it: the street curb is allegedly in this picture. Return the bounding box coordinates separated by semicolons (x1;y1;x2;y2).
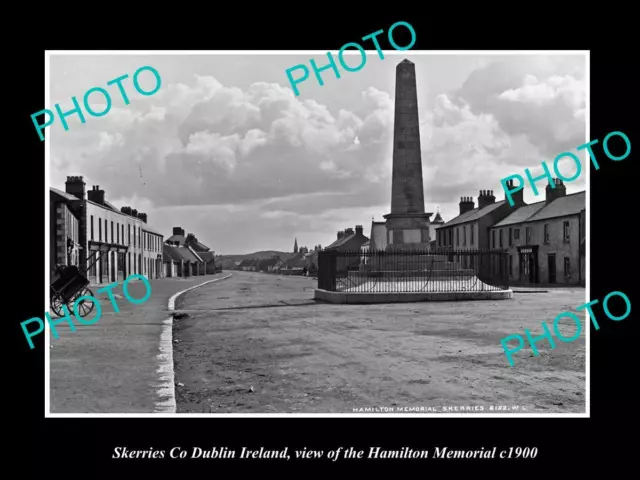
154;274;233;413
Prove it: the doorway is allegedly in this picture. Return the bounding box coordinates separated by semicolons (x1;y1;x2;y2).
547;253;556;283
518;246;539;284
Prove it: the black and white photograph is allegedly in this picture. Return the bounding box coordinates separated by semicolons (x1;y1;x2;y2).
45;51;588;416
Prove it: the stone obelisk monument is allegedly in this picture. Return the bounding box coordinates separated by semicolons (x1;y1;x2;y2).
383;59;432;250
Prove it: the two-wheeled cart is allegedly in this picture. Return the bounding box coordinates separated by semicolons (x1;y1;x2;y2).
50;264;95;318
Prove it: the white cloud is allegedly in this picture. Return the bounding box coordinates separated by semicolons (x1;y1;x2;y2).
51;55;586;252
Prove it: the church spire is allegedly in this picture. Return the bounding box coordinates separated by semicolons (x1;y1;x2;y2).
294;238;298;253
433;205;444;224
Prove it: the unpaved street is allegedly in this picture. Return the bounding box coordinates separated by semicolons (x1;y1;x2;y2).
173;271;586;414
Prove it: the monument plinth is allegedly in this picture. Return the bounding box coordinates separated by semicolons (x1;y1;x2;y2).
383;59;432;250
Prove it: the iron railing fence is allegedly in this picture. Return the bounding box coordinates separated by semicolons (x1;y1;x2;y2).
317;248;509;293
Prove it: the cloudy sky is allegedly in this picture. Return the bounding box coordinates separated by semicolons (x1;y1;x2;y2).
49;52;586;254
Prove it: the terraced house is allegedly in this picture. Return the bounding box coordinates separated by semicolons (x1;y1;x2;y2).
51;176;164;285
489;178;585;286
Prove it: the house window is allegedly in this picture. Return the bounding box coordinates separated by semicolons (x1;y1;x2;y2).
128;225;131;245
526;227;531;244
470;224;474;245
564;257;571;277
514;228;520;240
492;230;496;248
90;215;94;241
117;223;120;244
111;221;114;244
98;219;102;241
509;255;513;275
563;221;570;242
508;228;512;247
104;219;108;242
456;228;459;247
463;226;466;246
449;229;452;246
122;225;124;245
544;224;550;244
499;229;503;248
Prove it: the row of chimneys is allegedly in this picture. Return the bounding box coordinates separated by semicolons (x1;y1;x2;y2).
337;225;364;239
458;178;566;215
120;205;147;223
64;176;148;223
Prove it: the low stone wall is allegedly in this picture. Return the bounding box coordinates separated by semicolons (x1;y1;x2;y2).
314;288;513;304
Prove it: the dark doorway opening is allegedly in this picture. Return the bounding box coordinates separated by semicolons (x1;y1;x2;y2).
548;253;556;284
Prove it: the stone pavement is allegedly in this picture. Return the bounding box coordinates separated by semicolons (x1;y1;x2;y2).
48;273;230;413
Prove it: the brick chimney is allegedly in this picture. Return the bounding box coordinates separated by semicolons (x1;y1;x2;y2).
64;176;87;274
138;212;147;223
478;190;496;209
173;227;185;236
459;196;475;215
131;209;138;218
65;176;86;200
337;230;344;239
504;179;524;206
355;225;364;236
345;227;354;235
546;178;567;204
120;206;133;216
87;185;105;205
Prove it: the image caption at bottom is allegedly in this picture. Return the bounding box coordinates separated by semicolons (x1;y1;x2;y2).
112;445;538;460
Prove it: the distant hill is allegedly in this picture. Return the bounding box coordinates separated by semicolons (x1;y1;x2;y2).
219;251;296;263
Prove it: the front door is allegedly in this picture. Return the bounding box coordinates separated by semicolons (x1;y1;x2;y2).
110;252;116;282
548;254;556;283
518;247;539;284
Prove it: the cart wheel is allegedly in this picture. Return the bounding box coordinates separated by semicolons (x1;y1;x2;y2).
70;287;96;318
50;294;66;317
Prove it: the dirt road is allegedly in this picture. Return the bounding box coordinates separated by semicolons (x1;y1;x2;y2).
173;271;586;414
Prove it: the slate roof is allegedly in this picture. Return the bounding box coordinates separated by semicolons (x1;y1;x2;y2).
50;187;80;202
432;211;444;223
493;202;546;227
325;234;354;249
163;244;183;263
443;201;507;228
164;244;203;263
493;191;585;227
188;240;210;252
166;234;186;245
526;191;585;223
325;231;369;250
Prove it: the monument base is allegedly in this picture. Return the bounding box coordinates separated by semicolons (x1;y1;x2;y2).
383;212;432;251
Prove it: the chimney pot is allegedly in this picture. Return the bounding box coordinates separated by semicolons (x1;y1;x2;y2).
65;175;86;200
546;177;567;204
